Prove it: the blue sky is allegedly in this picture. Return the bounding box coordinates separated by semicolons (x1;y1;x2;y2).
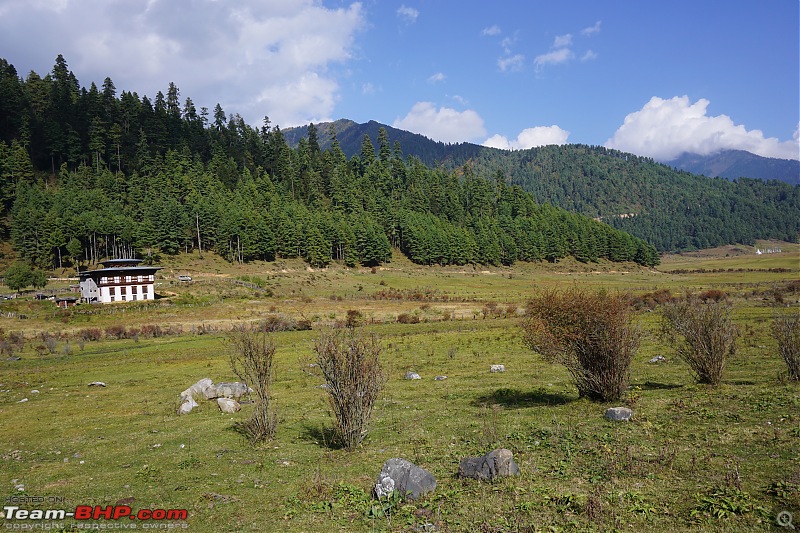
1;0;798;160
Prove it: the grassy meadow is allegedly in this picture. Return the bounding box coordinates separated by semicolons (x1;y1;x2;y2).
1;241;798;532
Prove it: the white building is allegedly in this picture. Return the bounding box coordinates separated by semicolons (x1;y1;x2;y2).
78;259;162;303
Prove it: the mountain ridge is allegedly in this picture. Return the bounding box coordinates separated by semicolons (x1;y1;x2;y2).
665;149;799;185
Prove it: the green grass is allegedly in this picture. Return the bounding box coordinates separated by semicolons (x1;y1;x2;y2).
1;246;798;532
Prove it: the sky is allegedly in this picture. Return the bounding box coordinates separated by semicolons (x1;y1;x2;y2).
1;0;798;161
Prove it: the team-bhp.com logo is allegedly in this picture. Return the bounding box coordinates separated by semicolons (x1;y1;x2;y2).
4;505;188;527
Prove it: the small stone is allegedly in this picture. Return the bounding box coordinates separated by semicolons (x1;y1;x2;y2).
405;371;422;380
30;390;40;394
605;407;633;421
17;398;28;403
648;355;666;364
434;375;447;381
88;382;106;387
459;448;520;481
490;364;505;373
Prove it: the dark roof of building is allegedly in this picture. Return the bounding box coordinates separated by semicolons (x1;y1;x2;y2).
100;259;144;267
79;265;162;279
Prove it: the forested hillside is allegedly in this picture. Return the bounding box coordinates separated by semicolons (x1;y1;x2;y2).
285;122;800;252
0;56;659;270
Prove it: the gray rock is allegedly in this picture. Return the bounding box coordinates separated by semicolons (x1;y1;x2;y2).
490;364;505;373
459;448;520;481
374;458;436;500
214;382;251;400
180;378;215;403
605;407;633;421
177;396;198;415
405;371;422;380
87;381;106;387
217;398;241;413
648;355;666;364
434;375;447;381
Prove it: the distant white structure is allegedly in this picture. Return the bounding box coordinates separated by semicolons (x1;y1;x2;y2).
79;259;162;303
755;247;782;255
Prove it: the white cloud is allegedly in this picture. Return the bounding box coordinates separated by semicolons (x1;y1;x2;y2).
393;102;486;143
482;25;501;36
498;54;525;72
605;96;800;161
0;0;365;128
581;20;602;36
483;125;570;150
362;82;376;95
580;50;598;62
427;72;446;83
534;48;574;70
553;33;573;48
397;5;419;23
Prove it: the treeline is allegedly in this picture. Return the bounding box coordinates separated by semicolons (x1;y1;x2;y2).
284;122;800;252
0;55;658;269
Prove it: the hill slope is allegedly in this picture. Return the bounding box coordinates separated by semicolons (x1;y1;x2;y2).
284;121;800;252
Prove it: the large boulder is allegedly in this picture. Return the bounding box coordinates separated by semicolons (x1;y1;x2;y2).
459;448;520;481
217;398;241;413
214;382;250;400
404;371;422;380
374;458;436;500
177;396;198;415
180;378;215;403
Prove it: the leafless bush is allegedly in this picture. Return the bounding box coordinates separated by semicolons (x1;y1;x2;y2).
104;325;126;340
396;313;419;324
79;328;102;342
140;324;164;338
314;328;386;450
227;327;278;444
660;296;738;386
482;301;501;319
257;314;312;332
345;309;364;328
521;288;640;402
772;312;800;381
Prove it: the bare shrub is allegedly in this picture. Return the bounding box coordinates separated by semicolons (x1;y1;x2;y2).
481;301;500;319
140;324;164;338
396;313;419;324
772;312;800;381
257;314;312;332
314;328;386;450
42;333;58;354
660;296;738;386
521;288;640;402
345;309;364;328
104;325;126;340
79;328;102;342
699;289;727;302
227;327;278;444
